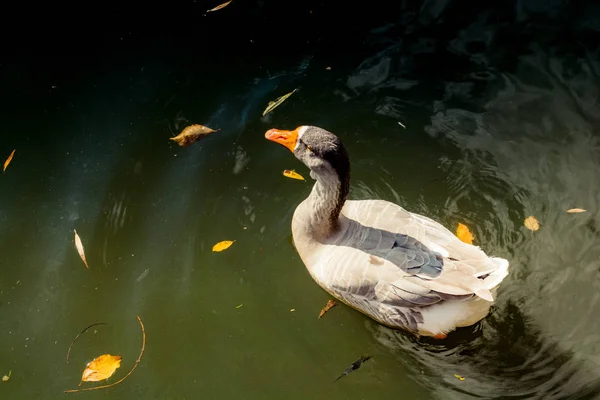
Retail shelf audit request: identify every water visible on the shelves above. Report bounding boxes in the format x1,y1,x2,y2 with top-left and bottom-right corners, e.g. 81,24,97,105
1,1,600,398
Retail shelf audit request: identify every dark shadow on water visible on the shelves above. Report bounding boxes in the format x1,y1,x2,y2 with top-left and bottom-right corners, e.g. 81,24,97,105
369,300,600,400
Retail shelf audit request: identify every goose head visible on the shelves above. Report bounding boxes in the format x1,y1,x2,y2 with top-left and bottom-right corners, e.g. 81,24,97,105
265,125,350,181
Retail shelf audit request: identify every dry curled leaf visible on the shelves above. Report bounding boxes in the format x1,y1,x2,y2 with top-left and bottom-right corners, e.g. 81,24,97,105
456,223,474,244
80,354,122,385
212,240,235,252
567,208,586,213
524,216,540,232
454,374,465,381
283,170,305,181
207,0,232,12
3,149,15,172
318,299,338,319
170,124,219,147
262,89,298,116
74,229,89,269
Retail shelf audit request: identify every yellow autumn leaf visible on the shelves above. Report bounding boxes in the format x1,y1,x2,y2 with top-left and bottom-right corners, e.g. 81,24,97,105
454,374,465,381
64,316,146,394
207,0,232,12
567,208,586,213
524,216,540,231
3,149,15,172
212,240,235,252
262,89,298,116
283,170,305,181
318,299,338,319
455,223,474,244
80,354,122,385
74,229,89,269
170,124,219,147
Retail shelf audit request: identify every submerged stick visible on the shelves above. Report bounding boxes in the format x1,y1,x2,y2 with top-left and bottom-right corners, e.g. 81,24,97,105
64,316,146,393
66,323,108,363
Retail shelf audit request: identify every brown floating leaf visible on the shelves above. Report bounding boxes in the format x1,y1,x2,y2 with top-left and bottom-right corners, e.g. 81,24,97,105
283,170,305,181
212,240,235,252
80,355,122,385
524,216,540,232
3,149,15,172
454,374,465,381
207,0,232,12
567,208,586,213
262,89,298,116
455,223,474,244
318,299,338,319
64,316,146,393
170,124,219,147
74,229,89,269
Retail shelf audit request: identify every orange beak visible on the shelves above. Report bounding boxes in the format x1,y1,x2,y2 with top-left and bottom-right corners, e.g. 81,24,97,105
265,127,299,153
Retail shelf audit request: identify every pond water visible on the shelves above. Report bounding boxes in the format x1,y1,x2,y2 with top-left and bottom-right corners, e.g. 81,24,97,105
1,1,600,399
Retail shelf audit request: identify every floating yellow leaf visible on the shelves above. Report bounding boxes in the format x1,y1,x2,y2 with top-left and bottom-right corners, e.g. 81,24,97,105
170,124,219,147
262,89,298,116
455,223,474,244
74,229,89,269
207,0,232,12
283,170,305,181
236,303,243,308
2,370,11,382
64,316,146,394
524,216,540,232
454,374,465,381
212,240,235,252
567,208,586,213
3,149,15,172
80,354,122,385
318,299,338,319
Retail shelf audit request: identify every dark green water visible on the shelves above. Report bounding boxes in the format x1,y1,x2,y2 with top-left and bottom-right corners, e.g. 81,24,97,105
2,1,600,399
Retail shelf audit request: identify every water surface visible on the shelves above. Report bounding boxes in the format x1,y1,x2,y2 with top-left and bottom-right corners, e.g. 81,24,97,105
1,1,600,399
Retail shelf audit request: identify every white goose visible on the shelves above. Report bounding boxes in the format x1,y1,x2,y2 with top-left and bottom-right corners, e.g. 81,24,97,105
265,125,509,338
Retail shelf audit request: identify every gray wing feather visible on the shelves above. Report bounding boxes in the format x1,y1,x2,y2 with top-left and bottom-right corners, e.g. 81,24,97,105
344,219,443,278
317,199,497,314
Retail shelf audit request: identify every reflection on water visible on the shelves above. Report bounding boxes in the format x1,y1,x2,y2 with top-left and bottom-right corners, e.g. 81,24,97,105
1,1,600,399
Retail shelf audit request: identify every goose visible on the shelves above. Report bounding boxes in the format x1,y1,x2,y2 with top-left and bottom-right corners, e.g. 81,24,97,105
265,125,509,338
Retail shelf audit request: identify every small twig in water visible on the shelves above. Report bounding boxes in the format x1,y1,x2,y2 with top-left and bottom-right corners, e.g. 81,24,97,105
334,355,373,382
66,322,108,363
64,315,146,393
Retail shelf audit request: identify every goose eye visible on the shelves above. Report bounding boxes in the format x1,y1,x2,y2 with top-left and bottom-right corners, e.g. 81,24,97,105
305,144,312,152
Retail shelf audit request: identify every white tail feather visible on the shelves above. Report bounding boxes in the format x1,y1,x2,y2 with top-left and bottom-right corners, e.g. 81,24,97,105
481,257,509,290
474,288,494,302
